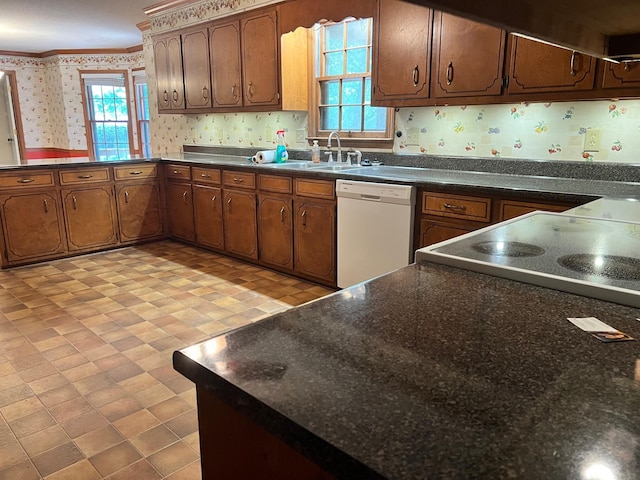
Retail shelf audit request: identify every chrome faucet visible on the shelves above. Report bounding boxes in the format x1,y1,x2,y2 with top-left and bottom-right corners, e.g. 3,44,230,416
327,131,342,163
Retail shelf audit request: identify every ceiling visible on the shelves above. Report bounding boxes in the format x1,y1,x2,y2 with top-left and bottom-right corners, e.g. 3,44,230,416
0,0,152,54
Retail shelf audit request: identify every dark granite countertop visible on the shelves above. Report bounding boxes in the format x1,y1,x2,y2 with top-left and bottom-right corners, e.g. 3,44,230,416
174,262,640,480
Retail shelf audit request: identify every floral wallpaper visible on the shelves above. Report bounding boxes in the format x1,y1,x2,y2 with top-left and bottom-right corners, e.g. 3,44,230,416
0,52,144,151
394,100,640,164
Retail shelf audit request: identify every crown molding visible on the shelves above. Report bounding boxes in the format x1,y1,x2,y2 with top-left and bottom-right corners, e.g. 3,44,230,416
143,0,199,16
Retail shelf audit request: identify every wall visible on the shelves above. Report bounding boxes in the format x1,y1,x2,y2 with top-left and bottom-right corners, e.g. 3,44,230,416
0,52,144,153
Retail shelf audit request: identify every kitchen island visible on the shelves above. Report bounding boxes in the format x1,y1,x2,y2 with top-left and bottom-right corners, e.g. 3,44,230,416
173,260,640,479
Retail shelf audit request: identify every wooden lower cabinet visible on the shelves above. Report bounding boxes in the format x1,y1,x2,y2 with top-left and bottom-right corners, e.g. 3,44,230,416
0,190,67,264
166,182,195,241
193,184,225,250
293,199,335,284
115,182,164,243
62,186,118,252
419,218,477,247
258,193,293,271
223,188,258,259
498,199,572,221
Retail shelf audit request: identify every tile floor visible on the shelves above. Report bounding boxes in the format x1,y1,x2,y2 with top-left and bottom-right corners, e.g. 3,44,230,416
0,241,334,479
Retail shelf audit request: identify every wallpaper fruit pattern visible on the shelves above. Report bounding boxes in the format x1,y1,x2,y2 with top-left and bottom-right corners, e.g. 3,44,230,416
394,100,640,164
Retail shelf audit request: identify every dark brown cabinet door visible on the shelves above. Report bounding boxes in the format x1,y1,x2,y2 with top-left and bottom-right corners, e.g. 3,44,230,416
258,194,293,271
431,12,505,98
154,34,185,110
508,35,596,94
223,189,257,259
166,183,195,241
210,22,243,108
0,191,66,262
62,187,118,251
153,38,171,111
293,199,335,284
116,183,164,242
241,10,280,107
419,219,475,248
602,61,640,88
372,0,432,104
182,27,212,110
194,185,224,250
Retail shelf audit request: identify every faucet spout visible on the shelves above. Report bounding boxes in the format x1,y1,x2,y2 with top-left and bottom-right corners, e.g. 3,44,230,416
327,131,342,163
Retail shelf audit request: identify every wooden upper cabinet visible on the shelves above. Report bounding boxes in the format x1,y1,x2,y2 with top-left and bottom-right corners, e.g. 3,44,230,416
210,22,243,108
182,27,212,110
372,0,432,104
241,9,281,107
153,34,185,111
507,35,596,94
431,12,506,98
602,61,640,89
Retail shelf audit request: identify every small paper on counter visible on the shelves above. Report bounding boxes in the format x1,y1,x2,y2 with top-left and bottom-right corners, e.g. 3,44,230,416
567,317,635,342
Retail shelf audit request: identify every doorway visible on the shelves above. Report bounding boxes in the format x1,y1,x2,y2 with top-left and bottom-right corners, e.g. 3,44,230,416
0,70,26,165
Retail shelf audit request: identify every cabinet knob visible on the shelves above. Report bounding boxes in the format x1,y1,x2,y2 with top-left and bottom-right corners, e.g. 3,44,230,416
162,90,169,102
172,90,179,101
202,86,209,100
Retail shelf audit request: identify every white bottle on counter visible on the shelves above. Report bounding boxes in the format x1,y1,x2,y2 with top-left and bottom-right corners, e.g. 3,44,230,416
311,140,321,163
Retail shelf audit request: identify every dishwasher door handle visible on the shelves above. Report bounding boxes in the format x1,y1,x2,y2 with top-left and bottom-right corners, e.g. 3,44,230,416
360,194,382,201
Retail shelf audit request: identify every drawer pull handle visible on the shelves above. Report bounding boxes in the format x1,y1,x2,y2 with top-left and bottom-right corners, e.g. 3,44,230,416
43,198,49,213
72,196,77,210
202,86,209,100
231,83,238,99
172,89,179,102
233,177,244,183
227,197,232,213
211,195,217,206
162,90,169,102
624,62,631,72
446,62,454,85
182,191,188,203
247,81,254,98
129,171,143,175
201,173,211,178
412,65,419,87
173,170,181,175
77,174,93,179
301,209,306,227
18,178,34,183
280,206,285,223
443,203,466,211
569,51,577,77
124,191,129,204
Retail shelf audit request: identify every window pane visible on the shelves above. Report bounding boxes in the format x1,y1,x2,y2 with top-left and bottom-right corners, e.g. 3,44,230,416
320,80,340,105
325,52,344,76
324,24,344,51
342,79,362,105
364,77,372,103
346,48,368,74
364,105,387,131
93,123,105,143
346,19,369,48
341,106,362,130
320,106,339,130
115,124,129,146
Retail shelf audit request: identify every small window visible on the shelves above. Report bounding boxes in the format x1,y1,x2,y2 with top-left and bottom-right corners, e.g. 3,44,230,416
308,18,393,149
80,71,132,160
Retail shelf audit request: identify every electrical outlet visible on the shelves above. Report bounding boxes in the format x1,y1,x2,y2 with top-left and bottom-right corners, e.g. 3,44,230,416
583,129,602,152
296,128,306,143
406,128,420,146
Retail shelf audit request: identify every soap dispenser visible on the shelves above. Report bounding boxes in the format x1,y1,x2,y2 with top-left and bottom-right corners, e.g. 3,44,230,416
311,140,321,163
275,129,288,163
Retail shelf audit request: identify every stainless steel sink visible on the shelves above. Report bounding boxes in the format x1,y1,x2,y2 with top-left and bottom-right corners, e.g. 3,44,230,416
308,163,362,171
258,161,315,169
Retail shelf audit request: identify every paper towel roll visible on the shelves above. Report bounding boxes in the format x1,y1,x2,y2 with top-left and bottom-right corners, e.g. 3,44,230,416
254,150,276,164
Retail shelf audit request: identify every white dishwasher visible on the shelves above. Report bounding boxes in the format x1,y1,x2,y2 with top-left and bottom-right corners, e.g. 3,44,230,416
336,179,416,288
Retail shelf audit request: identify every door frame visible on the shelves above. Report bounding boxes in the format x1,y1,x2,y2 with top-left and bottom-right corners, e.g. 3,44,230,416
0,70,26,163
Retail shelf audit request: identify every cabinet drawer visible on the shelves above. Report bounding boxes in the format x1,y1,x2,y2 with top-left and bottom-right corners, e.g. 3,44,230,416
223,170,256,189
422,192,491,222
59,167,110,185
114,164,157,181
258,174,292,194
193,167,221,185
165,164,192,181
499,199,569,221
0,170,55,189
294,178,335,200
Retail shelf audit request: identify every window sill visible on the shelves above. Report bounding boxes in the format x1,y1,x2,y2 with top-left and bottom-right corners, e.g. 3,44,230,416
307,136,394,151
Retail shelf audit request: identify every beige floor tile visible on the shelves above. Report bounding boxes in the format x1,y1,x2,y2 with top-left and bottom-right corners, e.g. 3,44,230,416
20,424,70,457
0,459,40,480
112,410,160,439
146,441,199,478
75,425,124,457
31,442,85,478
88,441,142,477
43,459,101,480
